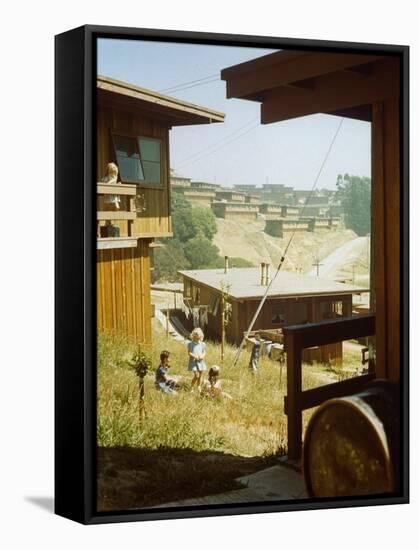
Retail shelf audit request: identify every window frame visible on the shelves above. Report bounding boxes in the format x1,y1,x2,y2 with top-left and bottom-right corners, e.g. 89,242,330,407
111,131,165,190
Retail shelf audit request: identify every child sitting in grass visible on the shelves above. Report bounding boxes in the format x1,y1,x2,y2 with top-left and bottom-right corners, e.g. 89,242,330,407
187,327,207,390
155,351,177,395
200,366,232,400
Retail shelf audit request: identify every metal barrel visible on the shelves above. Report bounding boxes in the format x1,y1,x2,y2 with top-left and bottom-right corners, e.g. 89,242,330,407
303,379,400,498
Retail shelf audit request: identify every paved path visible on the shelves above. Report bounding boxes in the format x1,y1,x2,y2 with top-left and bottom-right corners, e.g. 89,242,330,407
153,463,307,508
308,236,367,279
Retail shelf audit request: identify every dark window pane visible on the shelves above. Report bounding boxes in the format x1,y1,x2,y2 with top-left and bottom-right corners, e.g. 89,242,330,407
114,135,144,181
142,161,161,184
139,138,161,162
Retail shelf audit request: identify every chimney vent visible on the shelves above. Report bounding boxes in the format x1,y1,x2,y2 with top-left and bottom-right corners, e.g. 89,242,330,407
265,263,270,285
224,256,229,273
260,262,266,285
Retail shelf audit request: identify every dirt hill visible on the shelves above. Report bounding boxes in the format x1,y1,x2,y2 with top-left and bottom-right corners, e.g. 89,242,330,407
212,218,361,274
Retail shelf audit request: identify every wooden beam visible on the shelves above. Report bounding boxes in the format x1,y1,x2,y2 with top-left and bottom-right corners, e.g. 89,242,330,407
261,57,400,124
284,373,375,414
224,52,384,100
329,104,372,122
97,211,136,221
97,237,138,250
97,183,137,196
371,99,400,381
283,314,375,350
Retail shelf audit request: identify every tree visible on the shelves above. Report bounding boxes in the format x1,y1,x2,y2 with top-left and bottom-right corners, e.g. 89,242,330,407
171,190,192,212
212,256,255,268
184,236,220,269
172,207,217,243
153,240,190,282
336,174,371,236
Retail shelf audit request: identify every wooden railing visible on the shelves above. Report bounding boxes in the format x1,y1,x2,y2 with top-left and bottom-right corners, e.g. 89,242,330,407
97,182,137,248
283,314,375,460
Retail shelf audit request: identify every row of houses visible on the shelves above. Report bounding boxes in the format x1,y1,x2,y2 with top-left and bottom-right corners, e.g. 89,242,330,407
171,172,343,213
172,177,343,220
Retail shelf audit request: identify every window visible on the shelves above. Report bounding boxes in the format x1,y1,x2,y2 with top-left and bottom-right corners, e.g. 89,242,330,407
271,305,286,325
112,134,162,185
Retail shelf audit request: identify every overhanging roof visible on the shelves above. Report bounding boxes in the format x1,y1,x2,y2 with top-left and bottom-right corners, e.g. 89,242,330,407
179,268,368,301
221,50,400,123
97,76,225,127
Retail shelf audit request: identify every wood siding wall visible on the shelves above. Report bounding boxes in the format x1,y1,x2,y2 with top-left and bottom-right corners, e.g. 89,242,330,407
97,103,172,238
97,240,152,346
185,276,353,355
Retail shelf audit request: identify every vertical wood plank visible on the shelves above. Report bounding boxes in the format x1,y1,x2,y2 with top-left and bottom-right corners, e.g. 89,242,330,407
383,98,400,381
286,332,303,459
372,101,387,378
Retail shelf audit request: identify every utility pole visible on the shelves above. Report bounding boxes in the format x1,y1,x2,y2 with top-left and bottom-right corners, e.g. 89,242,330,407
312,257,323,277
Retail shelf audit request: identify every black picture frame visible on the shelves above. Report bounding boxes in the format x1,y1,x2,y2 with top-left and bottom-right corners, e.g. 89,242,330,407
55,24,409,525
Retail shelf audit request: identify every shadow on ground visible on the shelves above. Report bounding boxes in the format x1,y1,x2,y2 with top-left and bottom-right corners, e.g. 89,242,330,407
97,446,280,512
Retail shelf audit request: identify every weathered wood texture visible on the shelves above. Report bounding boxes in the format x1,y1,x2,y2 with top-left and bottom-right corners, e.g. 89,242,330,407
372,99,400,381
97,240,152,345
283,314,376,459
97,104,172,238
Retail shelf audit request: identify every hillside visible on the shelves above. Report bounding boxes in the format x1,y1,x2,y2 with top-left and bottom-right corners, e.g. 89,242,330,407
212,218,361,274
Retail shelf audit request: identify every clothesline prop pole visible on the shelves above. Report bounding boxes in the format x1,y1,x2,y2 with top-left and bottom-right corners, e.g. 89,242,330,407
166,301,170,338
231,117,345,369
220,281,231,365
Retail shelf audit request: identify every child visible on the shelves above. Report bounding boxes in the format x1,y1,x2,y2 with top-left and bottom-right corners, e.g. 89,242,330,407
187,327,206,390
155,351,177,394
101,162,121,210
249,332,261,374
201,366,232,400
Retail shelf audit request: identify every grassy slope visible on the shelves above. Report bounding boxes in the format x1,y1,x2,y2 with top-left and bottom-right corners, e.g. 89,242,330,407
212,218,362,274
97,323,363,509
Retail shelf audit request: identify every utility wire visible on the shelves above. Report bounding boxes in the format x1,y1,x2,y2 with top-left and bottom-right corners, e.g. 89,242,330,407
176,116,259,167
159,74,219,93
177,121,260,170
231,117,345,368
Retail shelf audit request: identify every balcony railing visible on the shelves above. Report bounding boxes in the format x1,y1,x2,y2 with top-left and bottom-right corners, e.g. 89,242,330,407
97,182,137,249
283,314,376,460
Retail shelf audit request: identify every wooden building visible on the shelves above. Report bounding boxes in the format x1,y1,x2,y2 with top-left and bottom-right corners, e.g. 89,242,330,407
211,202,259,220
173,187,216,206
215,189,247,203
180,266,365,356
96,76,224,345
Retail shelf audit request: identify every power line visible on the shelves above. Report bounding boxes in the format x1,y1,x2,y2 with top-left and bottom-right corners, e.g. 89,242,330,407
231,117,345,368
159,74,219,93
176,116,259,167
176,121,260,170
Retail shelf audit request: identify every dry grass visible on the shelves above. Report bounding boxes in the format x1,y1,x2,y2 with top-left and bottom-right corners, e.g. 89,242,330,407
97,324,365,509
97,321,354,457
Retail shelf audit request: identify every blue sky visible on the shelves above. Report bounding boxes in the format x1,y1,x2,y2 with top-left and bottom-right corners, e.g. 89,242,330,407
97,38,371,190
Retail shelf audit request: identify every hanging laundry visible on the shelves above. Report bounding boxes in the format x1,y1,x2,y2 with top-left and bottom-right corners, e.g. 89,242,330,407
192,307,200,328
199,306,208,326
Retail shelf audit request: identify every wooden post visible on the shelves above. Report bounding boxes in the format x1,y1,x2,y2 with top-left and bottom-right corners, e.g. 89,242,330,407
138,373,146,423
221,292,225,365
286,331,303,460
166,301,170,338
